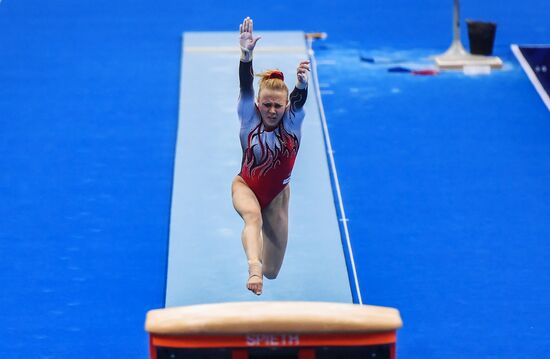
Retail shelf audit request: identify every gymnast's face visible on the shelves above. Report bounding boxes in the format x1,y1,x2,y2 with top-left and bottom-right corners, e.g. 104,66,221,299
257,88,288,130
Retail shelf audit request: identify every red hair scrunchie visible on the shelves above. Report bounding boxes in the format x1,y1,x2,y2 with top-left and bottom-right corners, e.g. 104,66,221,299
268,71,284,81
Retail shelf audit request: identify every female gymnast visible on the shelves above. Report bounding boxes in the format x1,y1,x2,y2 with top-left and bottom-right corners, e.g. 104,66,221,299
232,17,310,295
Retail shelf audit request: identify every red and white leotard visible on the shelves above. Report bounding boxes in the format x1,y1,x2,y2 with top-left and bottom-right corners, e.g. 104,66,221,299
237,60,308,209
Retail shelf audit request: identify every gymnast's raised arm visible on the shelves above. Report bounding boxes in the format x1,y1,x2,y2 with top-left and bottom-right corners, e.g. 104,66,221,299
238,17,261,121
289,60,310,112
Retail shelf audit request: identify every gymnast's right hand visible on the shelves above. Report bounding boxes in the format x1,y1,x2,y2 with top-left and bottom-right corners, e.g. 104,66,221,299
239,17,261,55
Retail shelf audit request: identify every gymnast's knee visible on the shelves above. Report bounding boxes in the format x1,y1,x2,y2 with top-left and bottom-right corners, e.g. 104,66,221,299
262,266,280,280
243,211,262,227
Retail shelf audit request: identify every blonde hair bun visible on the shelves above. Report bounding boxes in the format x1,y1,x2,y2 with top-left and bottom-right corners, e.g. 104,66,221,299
256,69,289,97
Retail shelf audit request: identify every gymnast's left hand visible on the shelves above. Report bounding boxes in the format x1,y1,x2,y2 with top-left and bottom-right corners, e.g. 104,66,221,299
296,60,310,89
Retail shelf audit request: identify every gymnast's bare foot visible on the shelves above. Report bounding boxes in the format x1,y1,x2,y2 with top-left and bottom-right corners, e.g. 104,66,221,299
247,261,263,295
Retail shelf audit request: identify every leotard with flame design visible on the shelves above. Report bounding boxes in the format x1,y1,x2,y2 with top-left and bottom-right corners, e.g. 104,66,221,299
237,60,307,209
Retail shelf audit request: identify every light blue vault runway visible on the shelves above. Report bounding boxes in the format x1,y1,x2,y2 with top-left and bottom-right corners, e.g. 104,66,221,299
165,31,353,306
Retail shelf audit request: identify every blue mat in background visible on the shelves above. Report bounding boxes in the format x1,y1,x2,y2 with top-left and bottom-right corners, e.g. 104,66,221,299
1,0,550,358
512,45,550,110
313,43,550,358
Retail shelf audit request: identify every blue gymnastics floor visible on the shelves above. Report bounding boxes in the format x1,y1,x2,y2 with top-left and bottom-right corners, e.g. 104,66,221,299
313,44,550,357
1,0,549,358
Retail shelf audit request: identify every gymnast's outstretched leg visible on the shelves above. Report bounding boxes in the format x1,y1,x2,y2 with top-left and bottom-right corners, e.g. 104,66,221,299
232,175,263,295
261,185,290,279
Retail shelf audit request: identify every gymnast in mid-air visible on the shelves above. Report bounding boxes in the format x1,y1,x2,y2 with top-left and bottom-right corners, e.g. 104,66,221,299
232,17,310,295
